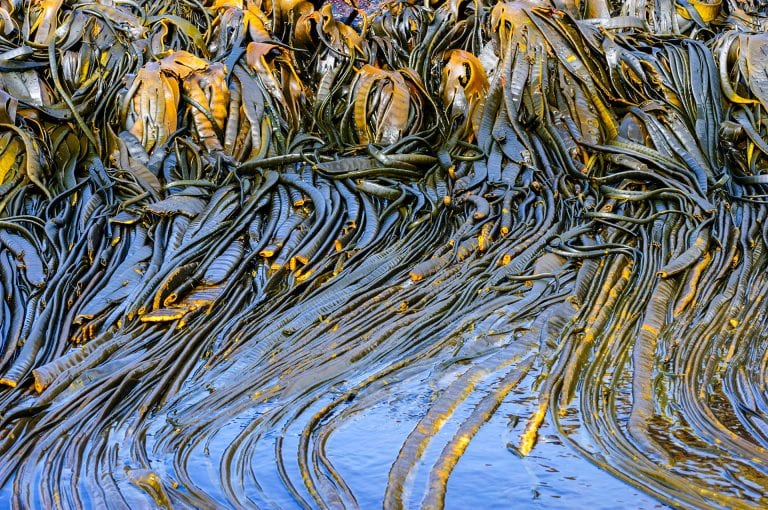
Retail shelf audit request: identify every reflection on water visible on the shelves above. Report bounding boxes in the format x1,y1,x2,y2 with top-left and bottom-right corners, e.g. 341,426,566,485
329,394,666,509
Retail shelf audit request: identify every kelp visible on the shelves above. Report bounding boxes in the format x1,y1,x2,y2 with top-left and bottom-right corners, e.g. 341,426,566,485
0,0,766,508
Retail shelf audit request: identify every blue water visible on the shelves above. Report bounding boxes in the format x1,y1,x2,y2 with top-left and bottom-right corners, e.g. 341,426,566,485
326,394,666,509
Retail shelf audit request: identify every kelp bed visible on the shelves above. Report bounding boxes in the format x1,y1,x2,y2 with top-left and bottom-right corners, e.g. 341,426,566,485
3,0,768,507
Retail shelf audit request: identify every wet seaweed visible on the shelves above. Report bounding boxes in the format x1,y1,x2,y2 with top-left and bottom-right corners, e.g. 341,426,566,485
0,0,766,508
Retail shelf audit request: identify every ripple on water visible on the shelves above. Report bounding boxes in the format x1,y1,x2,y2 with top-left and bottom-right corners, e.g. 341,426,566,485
325,388,667,508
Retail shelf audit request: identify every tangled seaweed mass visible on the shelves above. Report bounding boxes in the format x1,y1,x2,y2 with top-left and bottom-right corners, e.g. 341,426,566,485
3,0,768,507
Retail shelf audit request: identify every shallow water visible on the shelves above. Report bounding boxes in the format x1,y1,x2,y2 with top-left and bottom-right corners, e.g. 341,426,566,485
327,393,666,509
0,403,664,509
